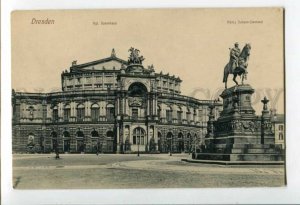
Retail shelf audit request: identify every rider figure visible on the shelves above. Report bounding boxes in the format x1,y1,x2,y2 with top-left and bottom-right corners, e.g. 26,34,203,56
229,42,241,73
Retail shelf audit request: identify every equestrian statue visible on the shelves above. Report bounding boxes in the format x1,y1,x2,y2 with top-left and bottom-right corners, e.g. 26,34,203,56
223,42,251,89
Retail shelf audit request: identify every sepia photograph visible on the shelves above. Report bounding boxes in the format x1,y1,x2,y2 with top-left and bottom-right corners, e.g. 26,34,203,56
10,8,285,190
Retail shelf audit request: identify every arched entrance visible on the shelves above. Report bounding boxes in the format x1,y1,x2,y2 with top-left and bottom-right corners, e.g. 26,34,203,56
132,127,146,152
91,129,100,153
178,132,184,153
76,129,85,153
106,130,114,153
133,127,145,145
63,130,70,152
166,132,173,153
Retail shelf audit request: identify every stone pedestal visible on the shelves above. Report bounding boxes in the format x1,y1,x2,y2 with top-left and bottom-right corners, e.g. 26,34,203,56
196,84,283,162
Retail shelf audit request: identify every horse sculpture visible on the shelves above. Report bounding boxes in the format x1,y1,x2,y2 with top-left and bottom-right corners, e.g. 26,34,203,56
223,43,251,89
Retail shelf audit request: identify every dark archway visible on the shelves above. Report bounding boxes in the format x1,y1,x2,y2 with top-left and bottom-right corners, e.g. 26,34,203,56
128,82,148,97
91,129,99,138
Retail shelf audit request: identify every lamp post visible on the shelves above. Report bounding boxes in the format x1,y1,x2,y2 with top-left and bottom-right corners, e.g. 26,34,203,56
169,134,172,156
137,138,140,157
188,136,191,155
55,118,60,159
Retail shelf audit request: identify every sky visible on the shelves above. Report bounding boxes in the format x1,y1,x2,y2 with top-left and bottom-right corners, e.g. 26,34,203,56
11,8,284,113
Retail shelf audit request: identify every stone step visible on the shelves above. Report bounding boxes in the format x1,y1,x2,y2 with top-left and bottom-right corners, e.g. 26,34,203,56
196,153,230,161
231,148,276,154
230,154,284,161
232,144,274,149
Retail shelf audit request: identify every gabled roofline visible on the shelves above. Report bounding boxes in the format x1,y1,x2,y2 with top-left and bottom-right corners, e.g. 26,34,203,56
71,56,127,69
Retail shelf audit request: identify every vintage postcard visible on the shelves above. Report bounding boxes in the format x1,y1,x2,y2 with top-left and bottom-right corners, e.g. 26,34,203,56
11,8,285,189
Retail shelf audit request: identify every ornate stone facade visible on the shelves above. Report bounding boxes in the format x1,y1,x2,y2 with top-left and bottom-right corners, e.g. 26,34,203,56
12,49,222,154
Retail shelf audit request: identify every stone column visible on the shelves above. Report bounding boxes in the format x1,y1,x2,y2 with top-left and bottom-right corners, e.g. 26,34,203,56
116,123,120,153
125,93,129,116
147,94,150,117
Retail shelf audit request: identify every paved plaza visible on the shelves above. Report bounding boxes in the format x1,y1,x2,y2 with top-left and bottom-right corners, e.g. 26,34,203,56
13,153,285,189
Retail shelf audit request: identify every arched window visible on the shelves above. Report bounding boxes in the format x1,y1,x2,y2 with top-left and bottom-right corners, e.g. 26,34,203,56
133,127,145,145
77,104,85,122
91,103,100,122
91,129,99,138
76,129,84,138
63,130,70,138
64,104,71,121
106,104,115,121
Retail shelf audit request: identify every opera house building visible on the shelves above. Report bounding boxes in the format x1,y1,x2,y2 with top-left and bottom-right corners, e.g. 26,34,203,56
12,48,222,154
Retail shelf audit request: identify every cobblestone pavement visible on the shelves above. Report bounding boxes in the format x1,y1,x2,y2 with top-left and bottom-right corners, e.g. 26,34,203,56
13,153,285,189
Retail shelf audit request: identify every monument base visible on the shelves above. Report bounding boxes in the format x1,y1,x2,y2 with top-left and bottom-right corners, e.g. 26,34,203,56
191,84,284,164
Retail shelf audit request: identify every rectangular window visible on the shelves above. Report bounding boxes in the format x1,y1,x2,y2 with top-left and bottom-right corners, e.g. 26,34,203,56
186,112,191,122
177,111,182,123
141,136,144,145
166,110,172,122
64,109,70,121
53,109,58,121
279,133,284,140
132,108,138,119
279,125,284,131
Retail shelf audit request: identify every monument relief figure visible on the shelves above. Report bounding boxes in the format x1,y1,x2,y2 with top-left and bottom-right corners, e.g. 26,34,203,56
223,43,251,88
